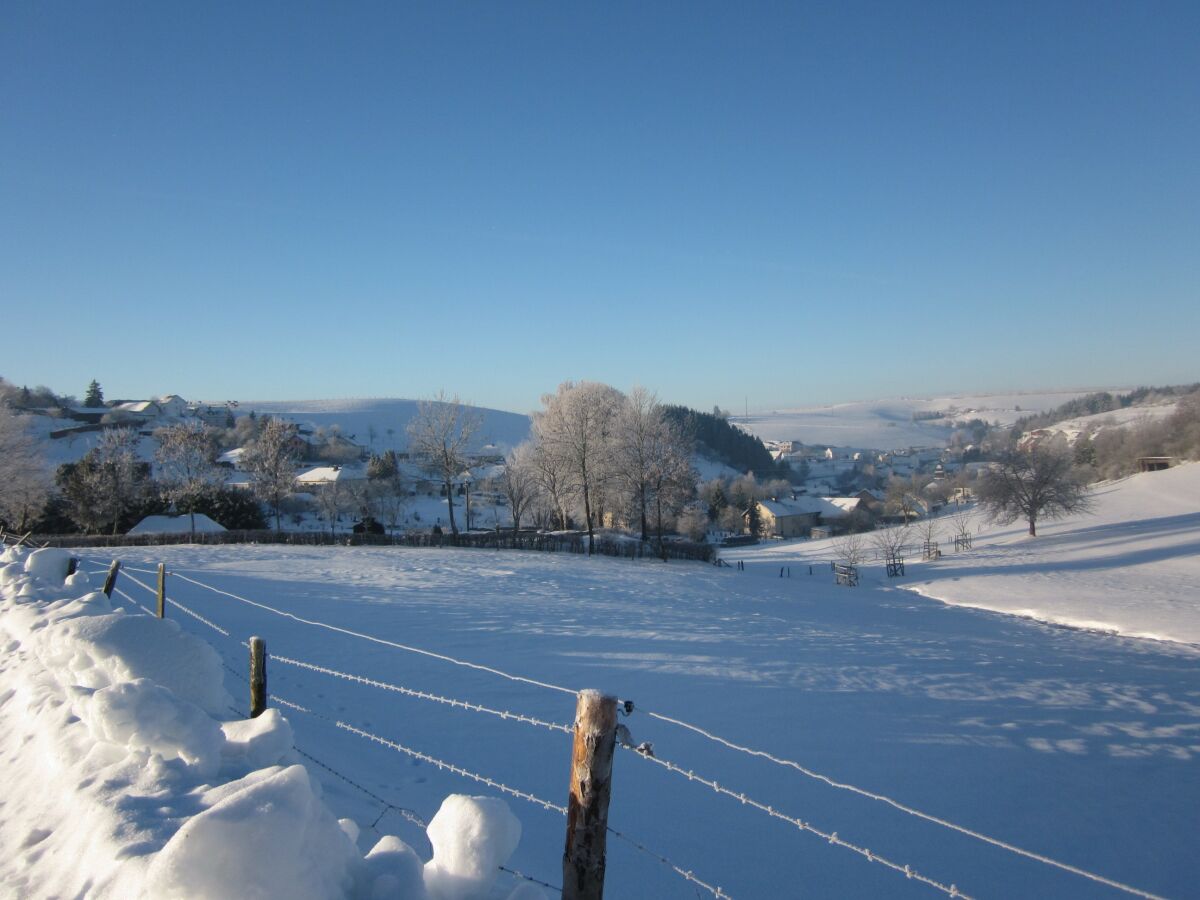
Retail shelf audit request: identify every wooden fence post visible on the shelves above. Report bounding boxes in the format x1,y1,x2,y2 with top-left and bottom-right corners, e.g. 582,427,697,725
249,637,267,718
563,690,618,900
156,563,166,618
102,560,121,598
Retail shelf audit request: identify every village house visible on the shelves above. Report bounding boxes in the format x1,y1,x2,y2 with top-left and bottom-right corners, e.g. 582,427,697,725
746,494,869,539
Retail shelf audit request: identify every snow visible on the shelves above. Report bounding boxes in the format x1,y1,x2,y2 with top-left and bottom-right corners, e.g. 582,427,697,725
129,514,228,535
239,398,532,456
734,389,1120,449
2,463,1198,897
901,463,1200,644
1027,402,1179,446
737,462,1200,646
425,796,522,900
0,544,534,900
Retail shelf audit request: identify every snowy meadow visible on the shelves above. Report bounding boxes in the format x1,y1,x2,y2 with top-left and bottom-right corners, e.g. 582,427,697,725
4,459,1196,900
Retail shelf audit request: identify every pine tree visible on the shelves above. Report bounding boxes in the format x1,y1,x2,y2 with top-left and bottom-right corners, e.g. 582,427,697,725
84,380,104,408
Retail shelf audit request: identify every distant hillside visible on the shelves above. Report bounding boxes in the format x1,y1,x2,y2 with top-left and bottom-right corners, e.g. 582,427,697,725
1010,384,1200,438
662,406,786,477
238,398,531,456
733,390,1117,450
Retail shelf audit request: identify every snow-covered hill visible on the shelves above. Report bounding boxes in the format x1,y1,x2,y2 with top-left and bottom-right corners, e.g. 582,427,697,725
239,398,533,456
1024,401,1179,447
733,389,1119,449
739,462,1200,646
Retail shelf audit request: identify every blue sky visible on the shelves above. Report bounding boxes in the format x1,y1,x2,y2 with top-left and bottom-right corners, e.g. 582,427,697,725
2,2,1197,414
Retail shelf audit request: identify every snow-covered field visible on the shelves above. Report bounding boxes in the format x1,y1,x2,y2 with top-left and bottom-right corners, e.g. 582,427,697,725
734,390,1118,449
741,462,1200,646
4,458,1197,899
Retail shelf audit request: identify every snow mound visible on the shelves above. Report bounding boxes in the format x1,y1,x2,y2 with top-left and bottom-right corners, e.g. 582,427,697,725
24,547,75,582
145,764,359,900
424,795,523,900
0,555,531,898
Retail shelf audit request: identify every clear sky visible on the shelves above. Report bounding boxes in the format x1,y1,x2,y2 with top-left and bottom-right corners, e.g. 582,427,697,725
3,2,1197,414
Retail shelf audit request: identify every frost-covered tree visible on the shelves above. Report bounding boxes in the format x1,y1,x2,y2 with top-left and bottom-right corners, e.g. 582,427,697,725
644,416,697,557
612,386,666,541
406,392,482,537
0,407,53,533
365,450,405,533
243,417,300,532
155,421,222,538
500,443,538,533
529,440,577,531
315,480,350,537
532,381,623,553
976,447,1092,537
675,504,709,542
61,428,150,535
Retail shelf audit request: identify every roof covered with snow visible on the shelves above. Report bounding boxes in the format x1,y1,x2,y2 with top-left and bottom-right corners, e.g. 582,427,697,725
128,514,227,534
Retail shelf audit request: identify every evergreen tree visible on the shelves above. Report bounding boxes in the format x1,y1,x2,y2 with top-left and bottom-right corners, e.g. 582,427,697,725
84,380,104,408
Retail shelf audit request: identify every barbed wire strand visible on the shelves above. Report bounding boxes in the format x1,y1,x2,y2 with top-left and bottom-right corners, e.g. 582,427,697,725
606,825,732,899
103,556,1157,899
335,719,569,815
642,711,1163,900
623,745,971,899
270,653,573,734
111,586,155,617
498,865,561,893
286,740,558,893
114,566,581,696
116,567,234,638
328,713,738,899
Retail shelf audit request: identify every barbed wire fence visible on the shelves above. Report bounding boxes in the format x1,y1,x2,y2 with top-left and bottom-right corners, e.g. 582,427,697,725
4,538,1169,900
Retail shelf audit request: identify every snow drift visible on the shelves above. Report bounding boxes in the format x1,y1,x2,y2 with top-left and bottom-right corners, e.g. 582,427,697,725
0,545,540,899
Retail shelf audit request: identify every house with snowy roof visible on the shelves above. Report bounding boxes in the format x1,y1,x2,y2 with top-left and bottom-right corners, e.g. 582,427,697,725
746,495,869,538
294,464,368,489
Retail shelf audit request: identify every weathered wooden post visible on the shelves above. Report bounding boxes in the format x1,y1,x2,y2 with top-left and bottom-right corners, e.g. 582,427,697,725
249,637,267,718
66,557,78,577
102,560,121,598
156,563,166,618
563,690,618,900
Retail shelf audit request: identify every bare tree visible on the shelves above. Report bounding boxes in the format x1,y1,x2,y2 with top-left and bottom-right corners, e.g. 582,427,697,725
315,479,349,537
406,392,482,537
155,421,222,538
884,476,922,523
0,407,53,533
976,447,1093,537
501,442,538,532
832,531,866,566
244,417,300,532
532,381,623,553
871,524,909,562
917,516,940,557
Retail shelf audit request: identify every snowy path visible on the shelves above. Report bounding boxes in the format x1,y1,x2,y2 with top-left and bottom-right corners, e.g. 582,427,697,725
69,542,1199,899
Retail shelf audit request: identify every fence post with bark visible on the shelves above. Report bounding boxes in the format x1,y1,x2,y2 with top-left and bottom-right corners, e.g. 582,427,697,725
563,690,618,900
